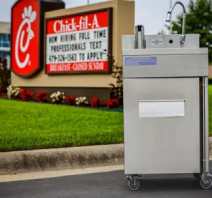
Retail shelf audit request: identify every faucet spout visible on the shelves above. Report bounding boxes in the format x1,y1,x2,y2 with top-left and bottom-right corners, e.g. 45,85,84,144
166,11,172,23
166,1,187,37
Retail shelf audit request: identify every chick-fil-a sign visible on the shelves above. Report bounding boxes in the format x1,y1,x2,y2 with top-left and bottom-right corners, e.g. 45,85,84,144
46,9,112,74
11,0,41,77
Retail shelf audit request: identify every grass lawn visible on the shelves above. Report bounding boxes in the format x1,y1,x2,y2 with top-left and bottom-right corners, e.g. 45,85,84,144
0,99,123,151
0,85,211,151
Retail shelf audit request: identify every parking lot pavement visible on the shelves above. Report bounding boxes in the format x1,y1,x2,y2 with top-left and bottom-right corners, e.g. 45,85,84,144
0,162,211,198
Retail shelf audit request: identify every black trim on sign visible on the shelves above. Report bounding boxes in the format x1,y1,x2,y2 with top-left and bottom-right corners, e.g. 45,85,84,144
45,8,113,75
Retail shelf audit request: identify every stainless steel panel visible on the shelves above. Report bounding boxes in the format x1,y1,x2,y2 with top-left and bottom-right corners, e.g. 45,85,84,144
123,50,208,78
124,78,200,174
122,34,200,50
123,48,208,55
145,35,181,48
145,34,200,48
203,77,209,172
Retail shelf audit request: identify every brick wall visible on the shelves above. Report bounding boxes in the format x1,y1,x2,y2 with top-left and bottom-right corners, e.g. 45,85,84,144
209,66,212,78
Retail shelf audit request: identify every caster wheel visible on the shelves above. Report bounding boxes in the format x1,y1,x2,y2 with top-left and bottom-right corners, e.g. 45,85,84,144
193,173,201,180
127,176,141,191
200,176,212,190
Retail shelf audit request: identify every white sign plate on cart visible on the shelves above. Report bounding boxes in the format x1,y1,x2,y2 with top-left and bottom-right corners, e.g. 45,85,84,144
139,100,185,118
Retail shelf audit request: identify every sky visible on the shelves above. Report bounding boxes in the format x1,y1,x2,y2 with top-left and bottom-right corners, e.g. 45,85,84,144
0,0,190,34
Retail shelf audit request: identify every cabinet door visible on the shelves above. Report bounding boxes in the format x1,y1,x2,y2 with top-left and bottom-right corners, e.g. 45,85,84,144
124,78,200,174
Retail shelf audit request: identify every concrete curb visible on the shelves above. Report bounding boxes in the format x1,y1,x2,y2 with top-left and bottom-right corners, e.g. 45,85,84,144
209,137,212,157
0,144,123,175
0,140,211,175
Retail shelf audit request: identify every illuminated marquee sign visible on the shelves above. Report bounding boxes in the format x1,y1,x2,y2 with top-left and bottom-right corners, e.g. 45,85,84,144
46,9,112,74
11,0,41,78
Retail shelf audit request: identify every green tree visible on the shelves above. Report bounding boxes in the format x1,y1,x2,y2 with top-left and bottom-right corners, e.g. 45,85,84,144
171,0,212,63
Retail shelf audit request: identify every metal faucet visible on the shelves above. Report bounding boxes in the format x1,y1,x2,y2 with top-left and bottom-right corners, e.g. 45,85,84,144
166,1,187,45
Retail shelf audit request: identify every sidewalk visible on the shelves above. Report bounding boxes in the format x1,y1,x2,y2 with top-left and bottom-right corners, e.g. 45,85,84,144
0,165,124,183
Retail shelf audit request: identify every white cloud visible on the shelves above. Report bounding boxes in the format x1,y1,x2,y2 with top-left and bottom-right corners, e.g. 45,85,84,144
0,0,191,34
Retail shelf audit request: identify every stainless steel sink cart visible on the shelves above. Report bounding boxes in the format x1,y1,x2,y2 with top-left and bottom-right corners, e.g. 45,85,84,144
122,1,212,191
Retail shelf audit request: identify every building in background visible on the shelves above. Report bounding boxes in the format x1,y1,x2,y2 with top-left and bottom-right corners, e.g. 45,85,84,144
0,21,10,69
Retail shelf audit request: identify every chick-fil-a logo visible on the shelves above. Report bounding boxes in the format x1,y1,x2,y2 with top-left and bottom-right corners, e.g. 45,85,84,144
15,6,36,69
11,0,41,77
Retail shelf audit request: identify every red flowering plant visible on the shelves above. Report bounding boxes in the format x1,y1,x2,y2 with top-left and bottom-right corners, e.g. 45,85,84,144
0,87,3,96
19,88,33,101
99,99,107,107
34,91,48,103
64,96,76,105
90,96,100,108
106,98,120,108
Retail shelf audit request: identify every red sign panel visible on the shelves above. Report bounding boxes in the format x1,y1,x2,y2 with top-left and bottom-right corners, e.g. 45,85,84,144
11,0,41,77
46,9,112,74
